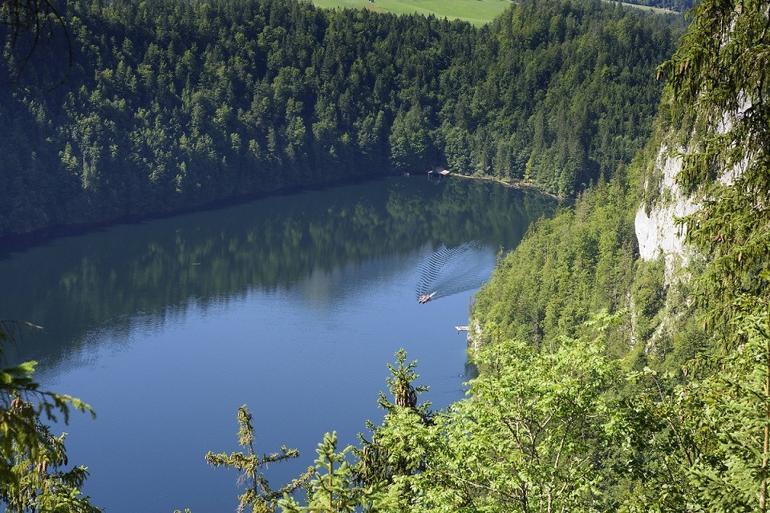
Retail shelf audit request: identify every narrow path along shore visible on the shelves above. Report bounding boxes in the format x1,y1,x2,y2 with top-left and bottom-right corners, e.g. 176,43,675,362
444,172,564,201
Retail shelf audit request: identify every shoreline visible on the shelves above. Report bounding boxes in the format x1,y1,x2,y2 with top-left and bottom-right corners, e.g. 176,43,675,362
445,172,564,201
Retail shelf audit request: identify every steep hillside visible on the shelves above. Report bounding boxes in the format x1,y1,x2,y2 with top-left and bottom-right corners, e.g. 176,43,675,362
0,0,681,238
467,0,769,509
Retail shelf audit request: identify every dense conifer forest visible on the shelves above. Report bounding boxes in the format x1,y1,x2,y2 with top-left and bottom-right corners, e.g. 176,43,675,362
0,0,681,238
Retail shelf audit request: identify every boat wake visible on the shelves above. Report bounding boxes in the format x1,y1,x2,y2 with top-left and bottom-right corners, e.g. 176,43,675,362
416,242,491,302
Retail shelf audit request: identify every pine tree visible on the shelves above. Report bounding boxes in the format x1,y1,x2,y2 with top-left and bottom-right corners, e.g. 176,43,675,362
280,432,360,513
206,405,312,513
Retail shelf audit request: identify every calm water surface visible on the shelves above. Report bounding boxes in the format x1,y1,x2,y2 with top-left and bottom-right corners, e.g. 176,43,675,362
0,176,553,512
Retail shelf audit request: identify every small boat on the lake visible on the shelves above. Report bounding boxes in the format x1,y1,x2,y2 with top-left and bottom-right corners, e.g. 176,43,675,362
418,292,436,304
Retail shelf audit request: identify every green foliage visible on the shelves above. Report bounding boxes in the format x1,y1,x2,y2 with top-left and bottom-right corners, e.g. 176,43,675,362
687,304,770,511
282,317,636,513
472,174,639,350
646,1,770,508
0,0,681,237
631,259,666,342
280,432,361,513
409,323,621,513
8,1,767,512
205,405,312,513
388,105,431,172
377,349,429,416
0,321,98,513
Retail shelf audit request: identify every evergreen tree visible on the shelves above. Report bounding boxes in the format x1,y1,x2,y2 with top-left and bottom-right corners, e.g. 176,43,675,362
205,405,312,513
280,432,360,513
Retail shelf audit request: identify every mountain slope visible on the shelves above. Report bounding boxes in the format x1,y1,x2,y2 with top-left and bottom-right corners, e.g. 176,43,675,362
0,0,681,238
464,0,769,510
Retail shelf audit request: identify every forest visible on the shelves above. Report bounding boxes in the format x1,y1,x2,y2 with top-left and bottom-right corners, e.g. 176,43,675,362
0,0,681,238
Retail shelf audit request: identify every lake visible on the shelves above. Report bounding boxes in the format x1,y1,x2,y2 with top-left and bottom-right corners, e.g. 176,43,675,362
0,176,553,512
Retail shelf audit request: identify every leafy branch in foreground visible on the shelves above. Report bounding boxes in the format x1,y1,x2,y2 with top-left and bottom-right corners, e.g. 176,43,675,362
205,405,312,513
0,320,98,513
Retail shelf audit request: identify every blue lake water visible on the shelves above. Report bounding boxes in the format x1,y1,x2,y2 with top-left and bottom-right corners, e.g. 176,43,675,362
0,176,553,512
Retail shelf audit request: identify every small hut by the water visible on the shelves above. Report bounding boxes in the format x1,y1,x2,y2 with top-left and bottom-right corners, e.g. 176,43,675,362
428,167,450,177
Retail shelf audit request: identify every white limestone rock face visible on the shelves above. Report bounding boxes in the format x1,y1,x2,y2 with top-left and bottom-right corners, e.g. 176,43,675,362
634,147,698,283
635,96,750,284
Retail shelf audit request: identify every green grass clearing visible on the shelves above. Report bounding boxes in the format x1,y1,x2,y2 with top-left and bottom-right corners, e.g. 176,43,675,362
610,1,678,14
309,0,679,25
309,0,513,26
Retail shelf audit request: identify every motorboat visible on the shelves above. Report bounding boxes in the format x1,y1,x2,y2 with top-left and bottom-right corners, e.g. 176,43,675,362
418,292,436,304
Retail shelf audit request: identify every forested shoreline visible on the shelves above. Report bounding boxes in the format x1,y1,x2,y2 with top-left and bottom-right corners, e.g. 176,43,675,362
0,0,681,238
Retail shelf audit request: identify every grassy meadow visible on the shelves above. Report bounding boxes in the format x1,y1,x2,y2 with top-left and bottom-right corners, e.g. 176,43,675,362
309,0,513,25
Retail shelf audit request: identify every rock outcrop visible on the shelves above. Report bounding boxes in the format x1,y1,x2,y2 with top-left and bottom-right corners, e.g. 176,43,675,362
634,146,698,284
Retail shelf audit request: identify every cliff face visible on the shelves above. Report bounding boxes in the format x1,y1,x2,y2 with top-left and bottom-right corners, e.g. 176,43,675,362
634,96,751,285
634,146,698,283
